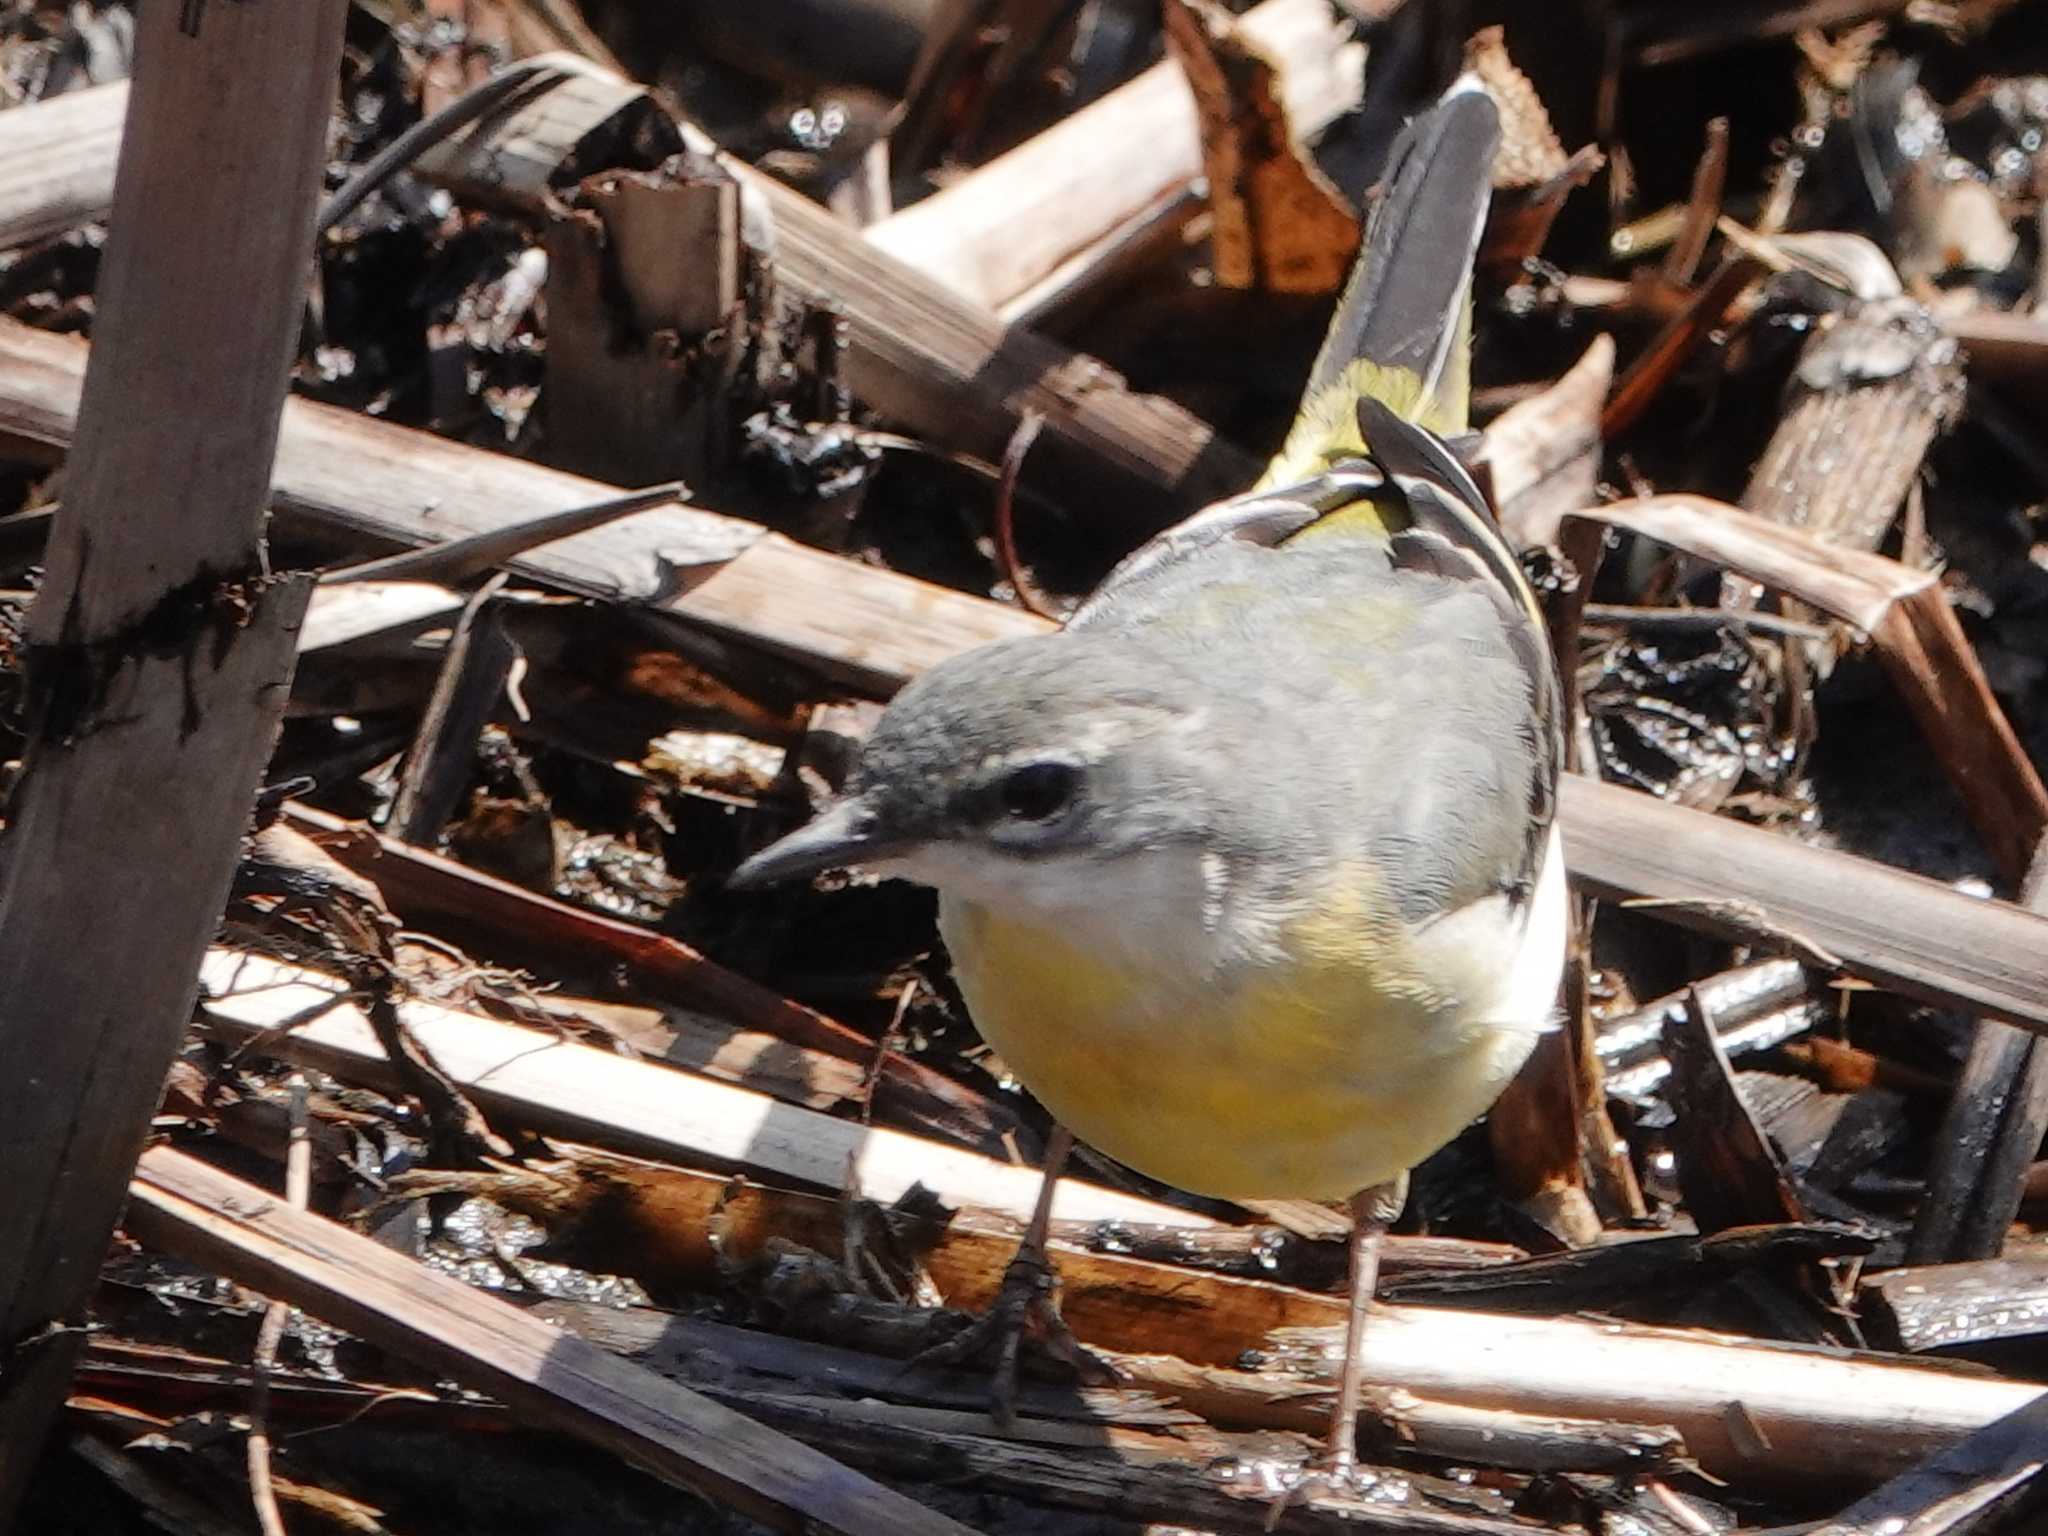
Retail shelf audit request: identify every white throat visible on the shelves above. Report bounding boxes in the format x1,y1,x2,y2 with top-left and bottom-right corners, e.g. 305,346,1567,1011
888,839,1291,980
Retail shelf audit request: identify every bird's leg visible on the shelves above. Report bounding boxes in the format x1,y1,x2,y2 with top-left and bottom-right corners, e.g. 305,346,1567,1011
1264,1174,1409,1529
994,1124,1082,1416
909,1124,1115,1427
1323,1174,1408,1477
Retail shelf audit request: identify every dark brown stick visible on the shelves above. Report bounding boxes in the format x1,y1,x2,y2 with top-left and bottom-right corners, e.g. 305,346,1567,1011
389,578,516,846
1561,773,2048,1033
1909,844,2048,1264
1601,256,1765,439
1662,990,1808,1233
127,1148,984,1536
280,801,1023,1153
1804,1393,2048,1536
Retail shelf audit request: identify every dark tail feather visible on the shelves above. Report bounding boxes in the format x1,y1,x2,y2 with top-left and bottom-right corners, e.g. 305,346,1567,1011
1302,77,1499,428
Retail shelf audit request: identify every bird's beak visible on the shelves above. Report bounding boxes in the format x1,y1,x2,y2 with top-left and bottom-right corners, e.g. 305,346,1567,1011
727,794,914,889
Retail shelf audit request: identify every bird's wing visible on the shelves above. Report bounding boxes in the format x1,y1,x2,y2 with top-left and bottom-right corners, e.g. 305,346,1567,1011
1071,77,1556,923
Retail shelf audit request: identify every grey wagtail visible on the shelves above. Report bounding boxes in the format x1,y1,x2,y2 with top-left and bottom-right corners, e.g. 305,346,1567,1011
734,77,1565,1478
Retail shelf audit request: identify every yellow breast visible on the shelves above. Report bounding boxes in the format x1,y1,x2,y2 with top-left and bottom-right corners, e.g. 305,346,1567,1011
940,888,1536,1201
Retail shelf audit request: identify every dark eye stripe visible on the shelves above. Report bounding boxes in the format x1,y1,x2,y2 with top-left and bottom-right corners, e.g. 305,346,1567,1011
1000,761,1080,822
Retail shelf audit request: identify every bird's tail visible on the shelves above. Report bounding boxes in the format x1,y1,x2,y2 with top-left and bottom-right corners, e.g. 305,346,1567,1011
1258,77,1500,491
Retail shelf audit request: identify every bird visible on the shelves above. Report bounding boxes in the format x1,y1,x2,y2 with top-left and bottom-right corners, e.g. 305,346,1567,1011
731,75,1565,1482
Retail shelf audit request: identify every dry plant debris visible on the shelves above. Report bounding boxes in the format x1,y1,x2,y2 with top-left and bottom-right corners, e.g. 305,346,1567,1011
5,0,2048,1533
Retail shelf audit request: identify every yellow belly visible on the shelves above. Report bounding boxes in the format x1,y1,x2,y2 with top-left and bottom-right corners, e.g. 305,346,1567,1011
941,896,1535,1201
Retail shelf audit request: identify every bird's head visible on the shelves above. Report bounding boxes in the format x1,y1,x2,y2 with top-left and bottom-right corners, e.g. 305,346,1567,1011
729,635,1215,911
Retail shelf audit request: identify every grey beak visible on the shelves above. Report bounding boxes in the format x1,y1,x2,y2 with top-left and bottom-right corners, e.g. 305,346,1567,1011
728,795,911,889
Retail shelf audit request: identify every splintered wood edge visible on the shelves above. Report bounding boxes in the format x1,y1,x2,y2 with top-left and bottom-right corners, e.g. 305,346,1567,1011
126,1147,983,1536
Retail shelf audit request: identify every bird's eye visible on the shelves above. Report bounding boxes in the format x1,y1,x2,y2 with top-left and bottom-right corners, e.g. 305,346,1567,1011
999,761,1080,822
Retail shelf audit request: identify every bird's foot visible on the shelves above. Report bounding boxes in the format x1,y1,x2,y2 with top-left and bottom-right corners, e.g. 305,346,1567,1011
1261,1444,1362,1531
909,1243,1118,1429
